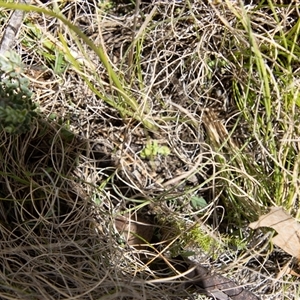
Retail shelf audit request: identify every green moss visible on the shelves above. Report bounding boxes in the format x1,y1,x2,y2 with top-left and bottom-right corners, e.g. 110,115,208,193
188,226,217,253
158,215,224,258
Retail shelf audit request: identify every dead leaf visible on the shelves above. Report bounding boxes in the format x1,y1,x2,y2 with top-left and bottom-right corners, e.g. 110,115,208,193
249,207,300,259
187,260,260,300
115,214,154,249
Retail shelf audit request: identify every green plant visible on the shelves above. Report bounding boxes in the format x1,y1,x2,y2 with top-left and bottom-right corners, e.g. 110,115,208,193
24,21,67,75
0,50,37,134
190,195,208,210
140,140,170,159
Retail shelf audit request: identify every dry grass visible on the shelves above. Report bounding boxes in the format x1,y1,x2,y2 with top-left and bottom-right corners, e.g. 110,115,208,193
0,0,300,299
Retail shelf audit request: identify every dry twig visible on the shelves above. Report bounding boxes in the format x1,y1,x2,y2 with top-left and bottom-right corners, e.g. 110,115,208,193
0,0,28,54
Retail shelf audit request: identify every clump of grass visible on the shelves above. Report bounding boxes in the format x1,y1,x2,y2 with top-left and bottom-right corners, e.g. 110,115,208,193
226,0,300,213
0,1,157,130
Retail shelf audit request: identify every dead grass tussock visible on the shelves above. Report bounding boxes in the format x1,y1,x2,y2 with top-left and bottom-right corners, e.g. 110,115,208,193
0,120,195,299
1,0,300,299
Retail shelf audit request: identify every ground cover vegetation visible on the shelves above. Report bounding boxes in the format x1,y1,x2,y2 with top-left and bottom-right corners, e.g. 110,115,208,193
0,0,300,299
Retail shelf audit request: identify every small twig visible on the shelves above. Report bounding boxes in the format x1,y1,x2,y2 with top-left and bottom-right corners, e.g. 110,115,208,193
0,0,28,54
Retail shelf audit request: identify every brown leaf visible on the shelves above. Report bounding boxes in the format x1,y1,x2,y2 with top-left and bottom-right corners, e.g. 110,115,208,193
183,258,260,300
115,214,154,249
249,207,300,259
